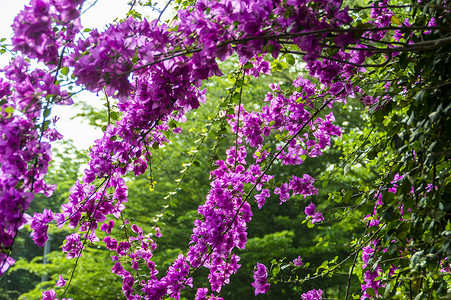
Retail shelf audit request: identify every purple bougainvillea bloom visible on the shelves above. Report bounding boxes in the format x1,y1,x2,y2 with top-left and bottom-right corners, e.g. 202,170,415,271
251,263,270,295
274,182,290,204
195,287,209,300
56,275,66,287
254,189,270,209
116,241,130,256
154,227,163,238
311,212,324,224
0,255,15,275
289,174,318,198
42,289,58,300
301,288,323,300
305,202,316,216
304,202,324,223
100,220,115,234
62,233,83,259
362,244,375,269
293,256,303,266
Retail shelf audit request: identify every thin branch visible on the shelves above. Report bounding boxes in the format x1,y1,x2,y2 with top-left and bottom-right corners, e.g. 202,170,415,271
348,4,451,12
104,88,111,126
61,176,112,298
359,36,407,46
128,0,138,12
106,26,451,84
423,81,451,90
157,0,174,24
345,223,369,300
345,250,359,300
234,70,245,172
282,224,386,284
80,0,100,16
221,26,451,46
281,50,393,68
328,37,451,53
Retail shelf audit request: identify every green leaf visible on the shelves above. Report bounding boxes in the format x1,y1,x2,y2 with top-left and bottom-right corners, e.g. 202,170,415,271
243,62,253,69
232,92,241,102
366,288,376,297
343,164,350,175
164,210,174,217
60,67,69,76
4,106,14,114
266,44,275,53
42,120,51,131
391,133,403,150
343,190,353,203
43,108,51,118
110,111,119,121
272,265,280,276
285,54,295,65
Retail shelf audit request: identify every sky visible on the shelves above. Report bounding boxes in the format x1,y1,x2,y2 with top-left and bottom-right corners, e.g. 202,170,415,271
0,0,157,150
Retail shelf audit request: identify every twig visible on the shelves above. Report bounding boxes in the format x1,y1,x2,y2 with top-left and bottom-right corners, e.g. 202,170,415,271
281,50,393,68
157,0,174,24
81,0,100,16
104,88,111,126
345,223,369,300
345,250,359,300
234,70,245,172
128,0,138,12
61,176,112,298
347,4,451,12
282,223,386,284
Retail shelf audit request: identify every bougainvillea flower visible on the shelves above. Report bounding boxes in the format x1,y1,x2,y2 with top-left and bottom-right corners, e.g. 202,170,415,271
301,288,323,300
251,263,270,295
293,256,304,266
304,202,324,223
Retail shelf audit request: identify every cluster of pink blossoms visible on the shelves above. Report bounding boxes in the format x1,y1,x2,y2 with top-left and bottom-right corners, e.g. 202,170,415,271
301,289,323,300
0,58,71,273
0,0,86,274
251,263,270,295
11,0,83,64
0,0,422,298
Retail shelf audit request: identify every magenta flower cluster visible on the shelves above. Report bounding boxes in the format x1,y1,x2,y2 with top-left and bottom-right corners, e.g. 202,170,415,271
301,288,323,300
251,263,270,296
